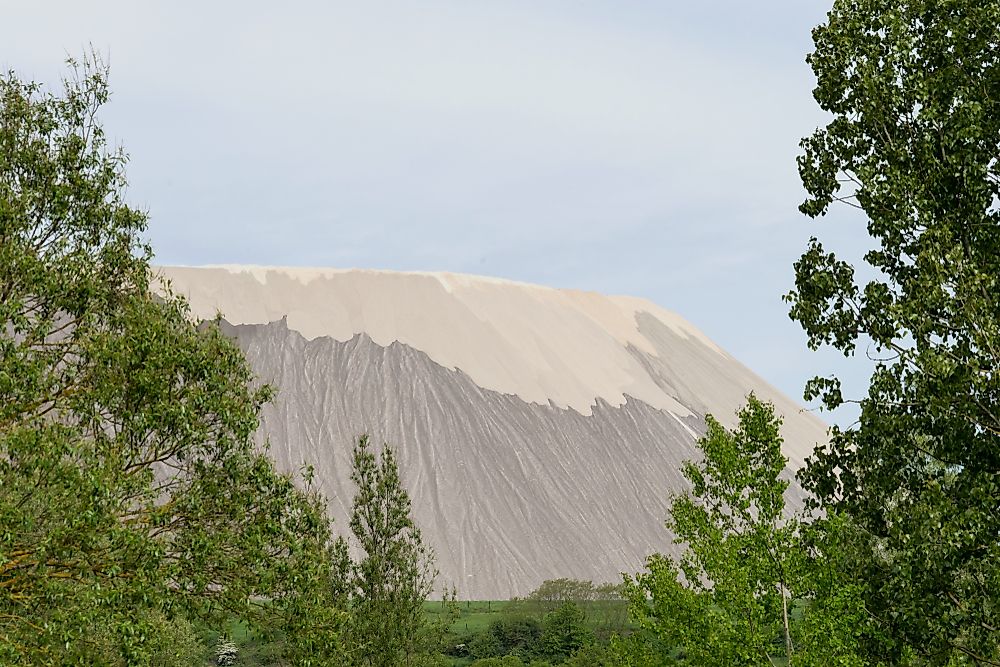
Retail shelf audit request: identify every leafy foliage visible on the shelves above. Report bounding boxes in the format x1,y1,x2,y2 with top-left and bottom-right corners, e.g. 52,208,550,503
469,615,543,661
791,514,892,666
789,0,1000,661
510,579,626,642
0,57,345,664
344,435,448,667
89,611,209,666
622,397,880,665
469,657,536,667
520,579,621,612
623,397,798,665
461,594,619,666
537,603,596,663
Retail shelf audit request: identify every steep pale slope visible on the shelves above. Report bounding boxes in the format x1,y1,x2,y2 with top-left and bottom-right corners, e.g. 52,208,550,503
159,265,826,598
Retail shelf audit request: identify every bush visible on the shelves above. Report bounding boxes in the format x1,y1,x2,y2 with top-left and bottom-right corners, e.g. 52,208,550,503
469,615,543,660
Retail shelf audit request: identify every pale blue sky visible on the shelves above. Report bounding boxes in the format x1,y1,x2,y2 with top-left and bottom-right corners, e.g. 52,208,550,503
3,1,873,426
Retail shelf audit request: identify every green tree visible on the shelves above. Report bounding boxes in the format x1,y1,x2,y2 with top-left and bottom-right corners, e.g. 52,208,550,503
563,642,613,667
514,579,626,641
608,630,674,667
90,611,209,666
470,657,529,667
792,514,892,667
536,602,595,663
469,615,543,661
789,0,1000,661
623,397,880,666
524,579,597,613
345,435,442,667
623,396,799,666
0,57,345,664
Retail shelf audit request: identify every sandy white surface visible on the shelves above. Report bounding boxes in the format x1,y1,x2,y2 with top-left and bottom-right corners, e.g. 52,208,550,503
157,264,826,467
160,266,717,413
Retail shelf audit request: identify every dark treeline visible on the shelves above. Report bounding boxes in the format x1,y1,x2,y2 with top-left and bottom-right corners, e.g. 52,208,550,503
3,0,999,664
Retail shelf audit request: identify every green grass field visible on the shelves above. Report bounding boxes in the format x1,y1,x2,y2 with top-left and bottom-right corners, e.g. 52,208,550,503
424,599,514,637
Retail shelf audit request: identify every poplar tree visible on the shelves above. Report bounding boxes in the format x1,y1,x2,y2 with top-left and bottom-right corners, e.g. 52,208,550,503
790,0,1000,661
345,435,443,667
623,396,800,666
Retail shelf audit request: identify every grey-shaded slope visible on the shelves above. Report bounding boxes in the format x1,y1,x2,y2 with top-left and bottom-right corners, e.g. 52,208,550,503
160,265,828,600
221,319,711,599
628,311,822,471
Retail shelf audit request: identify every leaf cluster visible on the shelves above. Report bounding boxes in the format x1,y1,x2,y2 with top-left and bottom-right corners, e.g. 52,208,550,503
622,398,880,666
0,57,346,665
789,0,1000,661
342,435,448,667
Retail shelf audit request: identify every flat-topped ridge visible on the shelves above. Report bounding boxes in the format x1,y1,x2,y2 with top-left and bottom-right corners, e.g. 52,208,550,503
184,263,555,294
155,264,825,466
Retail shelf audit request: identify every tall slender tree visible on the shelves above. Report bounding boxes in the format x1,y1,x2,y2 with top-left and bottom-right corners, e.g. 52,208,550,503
345,435,443,667
789,0,1000,661
623,396,800,666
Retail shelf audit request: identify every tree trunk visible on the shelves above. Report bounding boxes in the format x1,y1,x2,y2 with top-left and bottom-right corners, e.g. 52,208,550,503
781,585,794,663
